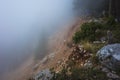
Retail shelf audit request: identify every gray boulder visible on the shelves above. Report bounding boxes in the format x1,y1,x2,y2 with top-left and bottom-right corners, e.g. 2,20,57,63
34,69,53,80
97,44,120,70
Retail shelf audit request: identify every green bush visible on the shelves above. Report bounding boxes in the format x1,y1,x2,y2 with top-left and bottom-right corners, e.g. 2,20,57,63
81,41,104,53
92,44,105,53
50,67,108,80
116,68,120,76
106,16,116,26
73,17,120,44
81,41,93,52
112,23,120,43
73,22,104,44
73,31,83,44
90,55,100,66
70,67,107,80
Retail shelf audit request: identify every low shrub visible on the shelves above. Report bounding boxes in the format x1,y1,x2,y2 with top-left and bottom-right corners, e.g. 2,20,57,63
71,67,107,80
81,41,104,53
50,66,69,80
50,66,108,80
73,16,120,44
81,41,93,52
73,22,105,44
90,54,100,66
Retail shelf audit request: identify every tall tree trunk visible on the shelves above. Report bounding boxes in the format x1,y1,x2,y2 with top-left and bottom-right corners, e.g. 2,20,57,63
109,0,112,17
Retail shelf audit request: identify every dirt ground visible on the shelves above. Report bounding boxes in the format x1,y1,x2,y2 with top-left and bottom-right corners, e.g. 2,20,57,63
32,18,85,75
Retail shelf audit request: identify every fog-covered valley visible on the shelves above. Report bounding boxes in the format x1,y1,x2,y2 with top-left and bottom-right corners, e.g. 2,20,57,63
0,0,74,79
0,0,110,80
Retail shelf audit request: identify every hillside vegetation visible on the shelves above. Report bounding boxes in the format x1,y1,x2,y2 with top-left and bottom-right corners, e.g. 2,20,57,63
49,17,120,80
73,16,120,44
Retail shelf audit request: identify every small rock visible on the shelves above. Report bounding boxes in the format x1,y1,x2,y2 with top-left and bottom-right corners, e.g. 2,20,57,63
41,57,48,64
112,71,116,74
101,67,109,73
107,72,120,79
57,60,61,65
93,41,101,44
48,53,55,59
84,61,92,68
33,64,39,70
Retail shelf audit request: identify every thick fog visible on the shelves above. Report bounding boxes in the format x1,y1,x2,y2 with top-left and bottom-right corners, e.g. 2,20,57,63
0,0,108,79
0,0,74,76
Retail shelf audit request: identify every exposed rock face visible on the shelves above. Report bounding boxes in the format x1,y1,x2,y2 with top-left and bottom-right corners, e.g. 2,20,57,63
33,69,53,80
97,44,120,70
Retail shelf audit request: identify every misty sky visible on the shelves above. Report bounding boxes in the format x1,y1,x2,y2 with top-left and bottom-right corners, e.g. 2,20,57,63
0,0,74,76
0,0,74,49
